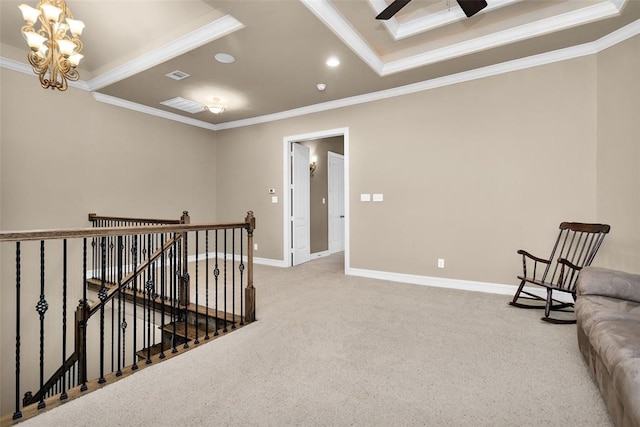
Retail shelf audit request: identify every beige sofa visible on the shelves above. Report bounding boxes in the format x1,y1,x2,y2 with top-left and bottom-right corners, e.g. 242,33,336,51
575,266,640,427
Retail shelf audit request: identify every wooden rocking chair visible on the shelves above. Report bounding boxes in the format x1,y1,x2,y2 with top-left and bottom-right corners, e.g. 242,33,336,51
509,222,610,323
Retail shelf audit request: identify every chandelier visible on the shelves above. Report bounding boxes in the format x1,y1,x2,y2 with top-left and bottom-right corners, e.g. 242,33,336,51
18,1,85,91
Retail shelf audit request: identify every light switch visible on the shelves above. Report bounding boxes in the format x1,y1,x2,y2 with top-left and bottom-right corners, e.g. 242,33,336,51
322,198,326,204
360,193,371,202
271,196,278,204
373,193,384,202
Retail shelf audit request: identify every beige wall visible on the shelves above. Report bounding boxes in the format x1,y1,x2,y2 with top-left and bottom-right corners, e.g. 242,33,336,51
596,35,640,273
2,33,639,416
0,68,217,414
0,71,218,230
217,55,600,285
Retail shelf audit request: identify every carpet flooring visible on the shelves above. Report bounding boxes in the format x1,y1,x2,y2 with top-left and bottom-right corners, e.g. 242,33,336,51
21,253,611,426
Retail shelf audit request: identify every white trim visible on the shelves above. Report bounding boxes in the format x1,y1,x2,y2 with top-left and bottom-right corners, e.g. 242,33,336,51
2,19,639,132
300,0,384,74
215,41,598,130
283,128,350,271
186,251,287,268
371,0,521,41
305,0,627,76
346,267,575,304
381,2,625,76
0,57,90,91
87,15,244,91
92,92,218,131
311,250,332,259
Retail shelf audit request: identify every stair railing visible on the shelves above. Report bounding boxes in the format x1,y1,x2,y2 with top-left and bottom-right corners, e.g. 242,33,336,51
0,211,255,423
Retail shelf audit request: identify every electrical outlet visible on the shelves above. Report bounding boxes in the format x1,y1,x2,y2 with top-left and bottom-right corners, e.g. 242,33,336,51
438,258,445,268
254,243,258,251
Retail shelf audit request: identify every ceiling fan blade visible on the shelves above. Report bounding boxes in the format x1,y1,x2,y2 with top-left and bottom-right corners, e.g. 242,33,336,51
456,0,488,17
376,0,411,20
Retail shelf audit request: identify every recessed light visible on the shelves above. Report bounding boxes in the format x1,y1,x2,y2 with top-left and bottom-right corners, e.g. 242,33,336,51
316,83,326,91
214,53,236,64
326,57,340,67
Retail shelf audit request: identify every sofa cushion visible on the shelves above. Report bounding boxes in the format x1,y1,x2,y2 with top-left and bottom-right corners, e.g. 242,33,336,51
588,317,640,381
578,267,640,304
576,295,640,338
613,358,640,427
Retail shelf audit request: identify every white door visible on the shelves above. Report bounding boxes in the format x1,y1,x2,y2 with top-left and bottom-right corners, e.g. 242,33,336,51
328,152,345,253
292,143,311,265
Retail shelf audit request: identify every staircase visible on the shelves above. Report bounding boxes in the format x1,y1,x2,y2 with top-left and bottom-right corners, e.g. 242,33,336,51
0,211,256,425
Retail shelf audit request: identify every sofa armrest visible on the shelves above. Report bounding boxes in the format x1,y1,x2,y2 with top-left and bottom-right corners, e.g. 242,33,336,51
577,266,640,303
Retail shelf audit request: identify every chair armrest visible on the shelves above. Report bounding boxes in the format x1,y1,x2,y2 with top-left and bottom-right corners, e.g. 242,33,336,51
517,249,550,264
557,257,581,271
577,266,640,303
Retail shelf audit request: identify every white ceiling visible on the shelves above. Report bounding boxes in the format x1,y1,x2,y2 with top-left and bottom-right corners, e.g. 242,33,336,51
1,0,639,130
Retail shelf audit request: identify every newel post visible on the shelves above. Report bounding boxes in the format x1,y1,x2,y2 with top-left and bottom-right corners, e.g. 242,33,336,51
179,211,190,307
75,299,88,388
245,211,256,322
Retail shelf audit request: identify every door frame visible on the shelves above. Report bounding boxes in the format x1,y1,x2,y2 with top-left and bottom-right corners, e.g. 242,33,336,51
283,127,349,269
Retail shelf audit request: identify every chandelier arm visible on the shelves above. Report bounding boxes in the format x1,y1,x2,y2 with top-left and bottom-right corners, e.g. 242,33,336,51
20,0,83,91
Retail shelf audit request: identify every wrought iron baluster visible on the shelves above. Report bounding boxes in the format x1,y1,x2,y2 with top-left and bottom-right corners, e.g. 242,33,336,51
159,233,166,359
116,235,123,377
240,228,245,326
182,231,189,350
98,236,107,384
214,230,219,337
80,238,88,391
131,235,139,371
232,229,236,330
146,233,153,365
36,240,49,409
171,238,178,354
13,242,22,420
223,229,228,333
61,239,68,400
194,231,200,344
205,231,210,340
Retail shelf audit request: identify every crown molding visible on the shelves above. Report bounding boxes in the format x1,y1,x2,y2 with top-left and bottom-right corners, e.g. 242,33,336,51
86,14,245,91
0,57,91,91
375,0,521,41
91,92,218,131
306,0,627,76
300,0,384,74
215,20,639,131
2,19,638,132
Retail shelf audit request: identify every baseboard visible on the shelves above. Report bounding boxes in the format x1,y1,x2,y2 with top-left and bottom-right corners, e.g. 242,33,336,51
187,252,287,268
345,267,574,304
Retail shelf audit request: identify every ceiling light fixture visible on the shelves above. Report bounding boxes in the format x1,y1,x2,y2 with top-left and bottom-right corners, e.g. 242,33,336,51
326,57,340,67
316,83,326,91
214,53,236,64
206,98,226,114
18,0,85,91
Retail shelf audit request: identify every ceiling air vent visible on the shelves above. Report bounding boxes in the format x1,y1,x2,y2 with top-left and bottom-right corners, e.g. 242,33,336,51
165,70,191,81
160,97,205,114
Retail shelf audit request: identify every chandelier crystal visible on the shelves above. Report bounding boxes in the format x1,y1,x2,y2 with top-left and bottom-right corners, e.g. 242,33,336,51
18,0,85,91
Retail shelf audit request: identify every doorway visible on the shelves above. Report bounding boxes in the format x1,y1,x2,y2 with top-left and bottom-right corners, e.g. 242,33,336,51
283,128,349,269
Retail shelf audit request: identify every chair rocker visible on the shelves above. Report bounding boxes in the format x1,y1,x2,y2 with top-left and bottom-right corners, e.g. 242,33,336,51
509,222,610,324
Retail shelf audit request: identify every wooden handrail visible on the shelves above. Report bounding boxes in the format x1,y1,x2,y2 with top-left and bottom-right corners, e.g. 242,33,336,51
0,221,252,242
